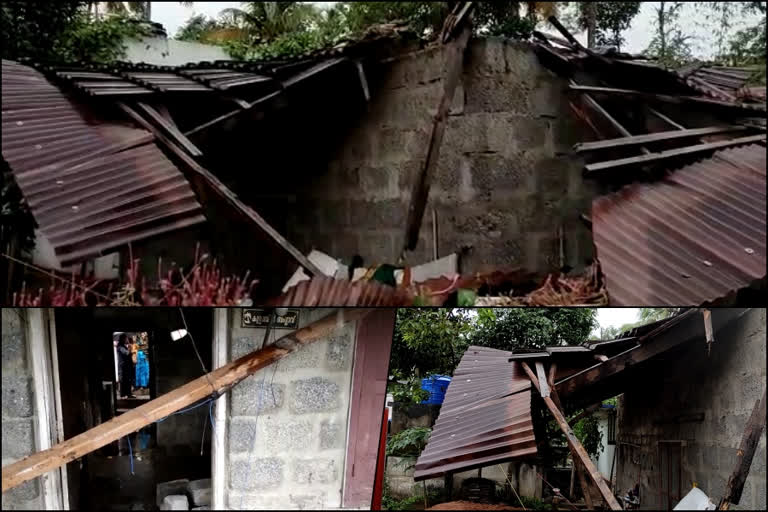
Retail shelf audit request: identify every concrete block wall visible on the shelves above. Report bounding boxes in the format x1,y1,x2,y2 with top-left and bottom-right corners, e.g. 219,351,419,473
287,38,596,274
1,308,44,510
616,309,767,510
225,309,358,510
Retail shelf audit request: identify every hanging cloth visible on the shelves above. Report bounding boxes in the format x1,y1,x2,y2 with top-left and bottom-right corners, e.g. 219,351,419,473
135,350,149,388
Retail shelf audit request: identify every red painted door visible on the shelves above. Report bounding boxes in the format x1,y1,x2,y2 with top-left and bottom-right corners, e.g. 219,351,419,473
343,310,396,508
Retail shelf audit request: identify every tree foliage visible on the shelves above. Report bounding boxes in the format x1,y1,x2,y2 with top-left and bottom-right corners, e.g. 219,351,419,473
592,2,641,50
469,308,598,350
390,308,597,403
645,1,694,68
1,1,148,63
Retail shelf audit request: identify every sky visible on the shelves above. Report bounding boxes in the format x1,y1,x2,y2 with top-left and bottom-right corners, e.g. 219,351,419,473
151,2,760,59
591,308,640,337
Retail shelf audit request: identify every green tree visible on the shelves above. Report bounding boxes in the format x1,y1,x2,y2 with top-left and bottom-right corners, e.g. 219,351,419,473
638,308,682,323
1,1,147,63
175,14,223,42
645,1,694,68
593,1,641,50
469,308,598,350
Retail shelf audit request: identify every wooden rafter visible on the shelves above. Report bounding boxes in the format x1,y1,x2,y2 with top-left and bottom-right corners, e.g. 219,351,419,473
1,309,372,492
584,134,766,174
574,125,749,153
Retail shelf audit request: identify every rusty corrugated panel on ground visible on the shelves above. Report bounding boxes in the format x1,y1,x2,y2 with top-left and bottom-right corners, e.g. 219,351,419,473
413,346,537,481
592,144,766,306
269,276,414,306
2,59,206,266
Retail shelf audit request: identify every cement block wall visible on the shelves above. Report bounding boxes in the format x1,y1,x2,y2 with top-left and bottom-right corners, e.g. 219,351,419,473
1,308,44,510
286,38,596,274
225,309,358,510
616,308,767,510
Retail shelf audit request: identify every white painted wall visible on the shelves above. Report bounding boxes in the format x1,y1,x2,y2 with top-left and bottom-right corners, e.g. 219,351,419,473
594,409,617,481
122,36,232,66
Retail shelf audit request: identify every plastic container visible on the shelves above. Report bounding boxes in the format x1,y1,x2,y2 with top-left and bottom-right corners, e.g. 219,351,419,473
420,375,452,405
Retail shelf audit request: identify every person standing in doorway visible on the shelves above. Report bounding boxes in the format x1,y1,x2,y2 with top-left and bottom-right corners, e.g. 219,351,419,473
117,334,135,398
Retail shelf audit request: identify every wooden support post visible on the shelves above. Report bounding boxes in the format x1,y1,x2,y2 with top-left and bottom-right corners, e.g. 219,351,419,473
403,13,473,252
2,309,373,492
569,464,576,500
522,362,622,510
575,460,595,510
718,389,767,509
535,361,551,398
117,102,323,277
702,309,714,355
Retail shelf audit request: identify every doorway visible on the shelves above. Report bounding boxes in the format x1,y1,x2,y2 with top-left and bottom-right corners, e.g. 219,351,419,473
53,308,214,510
659,441,682,510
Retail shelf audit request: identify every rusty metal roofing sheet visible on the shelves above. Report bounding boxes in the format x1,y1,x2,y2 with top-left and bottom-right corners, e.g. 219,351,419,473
2,59,206,266
592,144,766,306
413,346,537,481
269,276,414,306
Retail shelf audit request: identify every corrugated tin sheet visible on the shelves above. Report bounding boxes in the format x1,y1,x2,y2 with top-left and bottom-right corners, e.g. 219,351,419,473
269,276,414,306
679,66,755,102
2,59,206,266
413,346,537,481
592,144,766,306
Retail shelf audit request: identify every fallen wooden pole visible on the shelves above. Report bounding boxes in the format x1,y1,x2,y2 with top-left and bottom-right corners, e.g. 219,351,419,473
2,308,373,493
117,102,322,277
403,6,473,252
718,389,767,509
522,362,622,510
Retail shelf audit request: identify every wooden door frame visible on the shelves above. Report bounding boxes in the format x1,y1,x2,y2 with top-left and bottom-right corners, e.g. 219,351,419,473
26,309,68,510
342,310,396,508
211,308,229,510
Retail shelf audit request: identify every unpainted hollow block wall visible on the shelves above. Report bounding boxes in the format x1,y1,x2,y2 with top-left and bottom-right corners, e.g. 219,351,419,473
1,308,44,510
225,309,358,510
287,37,595,274
616,308,767,510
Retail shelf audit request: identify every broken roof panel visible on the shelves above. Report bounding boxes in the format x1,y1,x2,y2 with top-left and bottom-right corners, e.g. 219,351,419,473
414,346,536,481
592,144,766,306
1,59,206,266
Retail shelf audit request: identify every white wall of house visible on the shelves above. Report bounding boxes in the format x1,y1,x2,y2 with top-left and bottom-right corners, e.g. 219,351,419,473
594,409,617,481
123,36,231,66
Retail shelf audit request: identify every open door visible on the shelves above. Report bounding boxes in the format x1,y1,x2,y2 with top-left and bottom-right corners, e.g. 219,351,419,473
343,310,396,508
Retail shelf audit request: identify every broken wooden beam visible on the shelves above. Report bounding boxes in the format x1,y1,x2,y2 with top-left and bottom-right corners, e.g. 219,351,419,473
137,102,202,157
574,126,749,153
535,361,551,398
117,102,323,277
584,134,766,174
568,403,602,425
403,10,473,252
648,107,686,130
718,389,767,509
521,362,622,510
1,309,372,492
569,84,767,112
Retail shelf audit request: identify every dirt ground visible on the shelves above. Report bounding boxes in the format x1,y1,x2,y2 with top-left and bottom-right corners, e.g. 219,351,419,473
426,501,525,510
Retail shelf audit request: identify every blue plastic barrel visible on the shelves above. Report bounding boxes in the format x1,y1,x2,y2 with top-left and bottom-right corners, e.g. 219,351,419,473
421,375,452,405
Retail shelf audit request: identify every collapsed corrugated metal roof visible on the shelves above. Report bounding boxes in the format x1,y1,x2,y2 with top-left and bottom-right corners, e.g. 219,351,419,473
592,144,766,306
1,59,206,266
413,346,537,481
